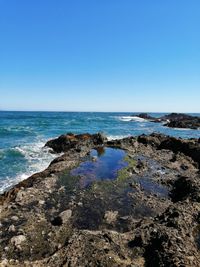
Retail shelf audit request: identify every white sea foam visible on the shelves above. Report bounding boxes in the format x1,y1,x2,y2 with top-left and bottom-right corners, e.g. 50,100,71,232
0,173,30,194
107,135,130,140
162,125,192,131
0,140,59,194
118,116,147,122
1,134,131,193
173,128,192,131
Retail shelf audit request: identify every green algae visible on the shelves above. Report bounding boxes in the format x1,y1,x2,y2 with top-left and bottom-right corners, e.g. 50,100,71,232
57,149,136,199
62,147,128,188
117,155,136,181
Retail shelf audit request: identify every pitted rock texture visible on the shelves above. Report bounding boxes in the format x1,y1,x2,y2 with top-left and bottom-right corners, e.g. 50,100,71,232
0,133,200,266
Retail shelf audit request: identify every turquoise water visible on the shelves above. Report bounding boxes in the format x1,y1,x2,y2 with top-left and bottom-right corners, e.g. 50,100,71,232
0,111,200,193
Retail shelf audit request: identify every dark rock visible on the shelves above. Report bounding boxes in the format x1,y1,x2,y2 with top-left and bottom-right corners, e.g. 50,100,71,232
162,113,200,129
130,204,200,267
162,112,200,130
51,216,63,226
170,176,200,202
137,113,158,121
135,112,200,130
137,133,200,167
45,133,107,153
134,113,161,123
137,133,167,147
164,118,200,129
161,113,194,121
180,164,188,170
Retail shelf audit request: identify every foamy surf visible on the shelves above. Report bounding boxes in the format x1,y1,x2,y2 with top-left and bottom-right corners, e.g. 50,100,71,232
0,140,58,194
118,116,147,122
107,135,130,141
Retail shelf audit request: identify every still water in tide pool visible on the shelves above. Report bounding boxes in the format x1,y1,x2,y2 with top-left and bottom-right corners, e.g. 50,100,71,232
70,147,128,188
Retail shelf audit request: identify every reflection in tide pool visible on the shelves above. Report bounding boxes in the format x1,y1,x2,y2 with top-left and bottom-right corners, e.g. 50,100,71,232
70,147,128,188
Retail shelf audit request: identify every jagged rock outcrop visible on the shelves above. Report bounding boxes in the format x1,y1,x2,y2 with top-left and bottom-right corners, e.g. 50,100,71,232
45,133,107,153
137,133,200,168
135,112,200,129
164,114,200,129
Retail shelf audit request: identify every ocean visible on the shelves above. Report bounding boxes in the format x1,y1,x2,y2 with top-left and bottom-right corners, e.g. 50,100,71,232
0,111,200,193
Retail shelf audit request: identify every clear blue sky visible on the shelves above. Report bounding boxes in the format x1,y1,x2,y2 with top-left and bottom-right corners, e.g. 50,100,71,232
0,0,200,112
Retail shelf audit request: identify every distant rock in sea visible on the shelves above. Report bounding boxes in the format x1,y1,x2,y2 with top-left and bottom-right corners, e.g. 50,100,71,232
134,112,200,129
136,113,161,122
163,113,200,129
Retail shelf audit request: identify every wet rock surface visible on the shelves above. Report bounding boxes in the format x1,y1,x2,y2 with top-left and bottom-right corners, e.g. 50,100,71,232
136,112,200,129
0,132,200,266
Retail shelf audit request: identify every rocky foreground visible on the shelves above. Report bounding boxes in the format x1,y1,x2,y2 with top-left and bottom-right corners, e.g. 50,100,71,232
0,133,200,267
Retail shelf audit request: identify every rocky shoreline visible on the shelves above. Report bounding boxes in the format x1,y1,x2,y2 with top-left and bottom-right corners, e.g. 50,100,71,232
0,133,200,266
136,113,200,130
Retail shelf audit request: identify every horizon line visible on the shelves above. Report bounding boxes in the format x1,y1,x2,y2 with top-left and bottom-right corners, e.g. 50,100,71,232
0,110,199,114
